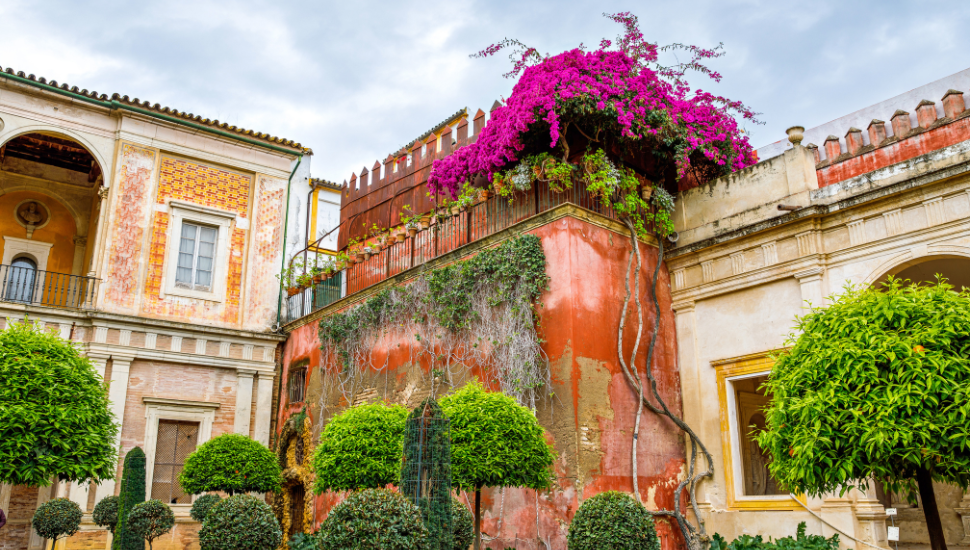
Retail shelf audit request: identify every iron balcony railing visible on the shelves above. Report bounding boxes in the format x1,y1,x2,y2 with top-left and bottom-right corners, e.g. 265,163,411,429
0,264,100,309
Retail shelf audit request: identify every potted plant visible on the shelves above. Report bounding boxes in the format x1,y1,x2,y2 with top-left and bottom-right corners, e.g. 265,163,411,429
310,265,325,284
394,229,406,243
277,260,304,297
295,271,314,291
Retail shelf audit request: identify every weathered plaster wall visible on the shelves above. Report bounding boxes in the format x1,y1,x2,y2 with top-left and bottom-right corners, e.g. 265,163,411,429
278,215,687,550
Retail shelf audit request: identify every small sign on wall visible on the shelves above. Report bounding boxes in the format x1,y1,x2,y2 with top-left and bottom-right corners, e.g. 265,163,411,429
886,508,897,516
888,526,900,542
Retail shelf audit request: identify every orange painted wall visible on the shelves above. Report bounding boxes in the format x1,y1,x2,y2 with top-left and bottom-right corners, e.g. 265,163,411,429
279,216,686,550
0,190,76,273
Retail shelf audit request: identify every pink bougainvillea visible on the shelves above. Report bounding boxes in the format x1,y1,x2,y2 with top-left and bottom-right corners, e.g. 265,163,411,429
427,12,758,199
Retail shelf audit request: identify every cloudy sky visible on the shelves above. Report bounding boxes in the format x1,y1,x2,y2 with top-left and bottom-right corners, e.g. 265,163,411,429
2,0,968,182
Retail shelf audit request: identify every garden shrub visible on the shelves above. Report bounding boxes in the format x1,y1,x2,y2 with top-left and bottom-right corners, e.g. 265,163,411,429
312,402,408,492
114,447,147,550
127,499,175,550
452,498,474,550
710,522,839,550
180,433,283,495
198,494,282,550
93,495,120,533
567,491,659,550
32,497,82,543
317,489,427,550
289,531,321,550
189,493,222,523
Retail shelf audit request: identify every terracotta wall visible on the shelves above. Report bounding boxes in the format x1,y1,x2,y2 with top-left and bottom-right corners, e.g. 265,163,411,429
279,216,686,550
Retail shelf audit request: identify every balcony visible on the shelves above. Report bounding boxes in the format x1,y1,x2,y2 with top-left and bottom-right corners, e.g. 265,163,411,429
0,264,100,310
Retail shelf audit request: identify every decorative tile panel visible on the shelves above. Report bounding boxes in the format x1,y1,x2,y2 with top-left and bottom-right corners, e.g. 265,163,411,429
104,144,156,310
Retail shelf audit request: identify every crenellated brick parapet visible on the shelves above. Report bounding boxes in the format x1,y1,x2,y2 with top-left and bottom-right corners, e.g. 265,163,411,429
814,89,970,187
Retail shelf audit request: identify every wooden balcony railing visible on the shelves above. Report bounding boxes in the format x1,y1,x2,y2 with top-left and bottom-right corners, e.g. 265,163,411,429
0,264,99,310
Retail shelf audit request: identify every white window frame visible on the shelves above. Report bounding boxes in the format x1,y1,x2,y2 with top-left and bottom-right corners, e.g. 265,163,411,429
142,397,220,508
163,200,236,302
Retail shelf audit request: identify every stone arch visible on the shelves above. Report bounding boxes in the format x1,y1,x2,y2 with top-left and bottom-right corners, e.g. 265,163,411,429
864,244,970,290
0,124,112,185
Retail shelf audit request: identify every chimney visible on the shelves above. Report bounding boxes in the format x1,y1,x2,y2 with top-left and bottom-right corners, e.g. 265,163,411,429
916,100,937,129
806,143,820,164
942,89,966,119
824,135,842,161
867,120,887,146
845,127,864,155
891,110,912,138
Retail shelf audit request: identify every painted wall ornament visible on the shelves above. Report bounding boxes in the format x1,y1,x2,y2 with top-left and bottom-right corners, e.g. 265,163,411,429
14,200,51,238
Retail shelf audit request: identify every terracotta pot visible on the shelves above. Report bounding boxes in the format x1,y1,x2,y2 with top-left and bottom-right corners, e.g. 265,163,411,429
395,233,405,243
312,274,324,284
355,253,365,263
419,219,430,229
286,287,300,297
641,186,653,201
450,205,460,215
408,227,418,238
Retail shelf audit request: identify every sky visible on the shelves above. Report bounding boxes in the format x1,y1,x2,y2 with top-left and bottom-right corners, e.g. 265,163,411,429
2,0,969,183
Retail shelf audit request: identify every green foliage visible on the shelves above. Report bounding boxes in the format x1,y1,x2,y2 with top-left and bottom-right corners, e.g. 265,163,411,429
93,496,120,534
32,497,82,542
440,382,555,492
317,489,428,550
179,433,283,495
709,522,839,550
451,498,474,550
758,278,970,497
566,491,658,550
312,402,408,493
400,398,452,550
189,493,222,523
581,149,674,238
198,494,283,550
114,447,146,550
127,499,175,549
288,531,321,550
0,321,118,486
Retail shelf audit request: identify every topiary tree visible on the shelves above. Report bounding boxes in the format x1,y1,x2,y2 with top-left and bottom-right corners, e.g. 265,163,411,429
0,321,119,487
311,402,408,493
92,496,120,534
758,278,970,550
440,383,555,550
127,499,175,550
114,447,146,550
198,494,283,550
451,498,474,550
401,398,452,550
567,491,659,550
189,493,222,523
179,433,282,495
32,497,82,548
316,489,427,550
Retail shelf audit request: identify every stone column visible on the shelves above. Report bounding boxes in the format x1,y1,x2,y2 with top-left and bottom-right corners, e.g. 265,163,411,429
72,236,87,276
0,483,11,513
253,373,275,446
673,301,711,508
853,484,889,548
794,267,825,309
954,493,970,544
94,355,134,503
234,370,256,436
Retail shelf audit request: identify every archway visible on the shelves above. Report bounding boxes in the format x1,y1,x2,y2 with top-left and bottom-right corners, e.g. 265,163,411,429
872,255,970,290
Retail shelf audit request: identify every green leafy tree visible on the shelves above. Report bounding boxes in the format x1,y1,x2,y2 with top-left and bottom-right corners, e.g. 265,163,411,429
0,321,118,487
758,279,970,550
189,493,222,523
316,489,427,550
114,447,146,550
311,402,408,493
198,494,283,550
566,491,659,550
440,383,556,550
451,498,474,550
32,497,82,547
127,499,175,550
179,433,282,495
92,496,120,534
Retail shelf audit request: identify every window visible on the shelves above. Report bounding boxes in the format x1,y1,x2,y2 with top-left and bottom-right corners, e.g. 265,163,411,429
151,420,200,504
733,375,785,496
176,222,218,291
4,256,37,303
288,365,307,403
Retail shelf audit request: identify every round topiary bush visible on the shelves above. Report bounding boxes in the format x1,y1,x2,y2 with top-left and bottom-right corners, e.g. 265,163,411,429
189,493,222,523
567,491,660,550
93,496,120,533
451,498,474,550
317,489,427,550
312,402,408,492
180,433,282,495
127,500,175,550
198,494,282,550
32,497,82,543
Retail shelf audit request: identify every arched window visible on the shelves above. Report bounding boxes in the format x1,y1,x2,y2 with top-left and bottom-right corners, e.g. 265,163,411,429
4,256,37,303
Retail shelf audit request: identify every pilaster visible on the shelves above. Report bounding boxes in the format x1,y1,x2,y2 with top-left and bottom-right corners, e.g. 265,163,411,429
253,373,275,446
234,370,256,436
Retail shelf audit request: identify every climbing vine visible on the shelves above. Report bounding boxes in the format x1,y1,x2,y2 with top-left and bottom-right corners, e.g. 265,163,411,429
317,234,551,410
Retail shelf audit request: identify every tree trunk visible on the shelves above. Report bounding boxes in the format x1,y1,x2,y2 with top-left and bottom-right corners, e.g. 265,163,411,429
473,489,481,550
916,467,948,550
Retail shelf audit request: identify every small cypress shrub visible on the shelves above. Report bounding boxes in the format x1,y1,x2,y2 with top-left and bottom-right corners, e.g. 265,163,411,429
114,447,147,550
451,498,474,550
127,499,175,550
317,489,427,550
190,494,222,523
93,496,120,533
32,497,82,545
198,494,282,550
567,491,660,550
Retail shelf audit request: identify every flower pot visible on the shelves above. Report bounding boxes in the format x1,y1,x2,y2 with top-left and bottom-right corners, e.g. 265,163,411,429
355,253,365,263
286,287,300,297
312,274,324,284
641,187,653,201
419,219,430,230
395,233,405,243
450,205,460,216
408,227,418,238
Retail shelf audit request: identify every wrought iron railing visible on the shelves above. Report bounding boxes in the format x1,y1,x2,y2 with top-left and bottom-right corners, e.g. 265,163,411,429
282,181,621,324
0,264,99,309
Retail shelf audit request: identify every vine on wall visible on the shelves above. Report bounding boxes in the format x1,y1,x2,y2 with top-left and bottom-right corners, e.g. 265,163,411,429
317,234,551,411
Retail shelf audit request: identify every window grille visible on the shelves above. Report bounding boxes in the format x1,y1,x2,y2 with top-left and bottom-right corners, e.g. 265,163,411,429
176,222,218,291
151,420,200,504
288,367,306,403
